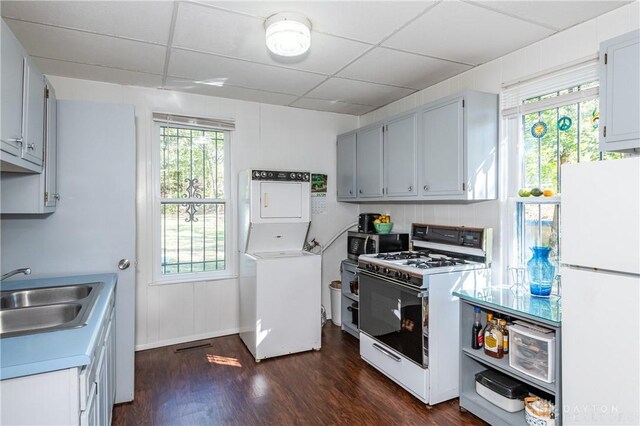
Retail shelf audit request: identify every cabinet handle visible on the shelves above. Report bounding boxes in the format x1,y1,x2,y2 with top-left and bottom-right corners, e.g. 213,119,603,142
423,185,429,191
27,143,35,150
359,189,363,194
53,193,60,201
8,137,23,145
372,343,401,362
349,190,353,195
408,186,413,192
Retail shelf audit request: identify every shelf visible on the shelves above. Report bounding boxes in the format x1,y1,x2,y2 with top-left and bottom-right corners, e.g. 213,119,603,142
510,196,561,204
342,291,359,303
462,346,556,394
460,389,527,425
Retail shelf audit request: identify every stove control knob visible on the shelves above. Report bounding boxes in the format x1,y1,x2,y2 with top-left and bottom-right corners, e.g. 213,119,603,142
394,271,402,278
290,172,296,179
254,171,260,178
304,173,309,180
382,267,389,275
402,273,410,281
365,264,371,270
297,173,302,178
261,171,267,177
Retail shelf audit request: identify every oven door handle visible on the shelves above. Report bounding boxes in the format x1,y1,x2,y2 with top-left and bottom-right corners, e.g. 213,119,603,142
358,269,425,294
372,343,402,362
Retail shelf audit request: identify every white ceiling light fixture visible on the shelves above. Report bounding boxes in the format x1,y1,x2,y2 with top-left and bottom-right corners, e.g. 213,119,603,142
265,12,311,57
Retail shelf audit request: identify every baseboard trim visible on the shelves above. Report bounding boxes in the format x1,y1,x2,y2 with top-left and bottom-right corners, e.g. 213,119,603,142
135,328,240,351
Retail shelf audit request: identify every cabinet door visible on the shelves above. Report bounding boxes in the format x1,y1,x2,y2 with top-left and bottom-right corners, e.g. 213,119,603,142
44,82,58,207
21,58,45,166
1,21,25,156
384,113,417,197
356,126,383,198
420,98,464,196
600,30,639,151
80,383,98,426
336,133,356,199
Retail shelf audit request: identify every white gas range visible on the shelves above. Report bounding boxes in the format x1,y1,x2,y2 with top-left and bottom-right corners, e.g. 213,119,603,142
357,224,492,406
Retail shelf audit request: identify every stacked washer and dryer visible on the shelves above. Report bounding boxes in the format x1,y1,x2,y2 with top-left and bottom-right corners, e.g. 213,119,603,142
238,169,321,361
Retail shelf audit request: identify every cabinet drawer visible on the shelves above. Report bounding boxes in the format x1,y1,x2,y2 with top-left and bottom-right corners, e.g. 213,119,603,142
509,324,555,383
360,333,428,402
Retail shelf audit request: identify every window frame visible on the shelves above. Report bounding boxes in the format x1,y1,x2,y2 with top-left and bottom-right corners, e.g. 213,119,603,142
151,120,234,285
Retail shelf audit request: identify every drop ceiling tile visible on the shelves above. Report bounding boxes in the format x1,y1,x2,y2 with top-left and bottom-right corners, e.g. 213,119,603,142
1,1,174,44
196,1,436,43
291,97,375,115
383,0,555,65
164,78,299,105
306,77,415,107
6,19,166,74
173,2,371,75
33,57,163,88
338,47,472,90
168,48,327,96
472,1,631,31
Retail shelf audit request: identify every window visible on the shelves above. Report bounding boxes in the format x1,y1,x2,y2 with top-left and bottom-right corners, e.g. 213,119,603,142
152,113,233,282
510,78,622,267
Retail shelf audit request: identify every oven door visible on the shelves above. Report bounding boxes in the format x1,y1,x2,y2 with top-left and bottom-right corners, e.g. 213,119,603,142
358,270,426,367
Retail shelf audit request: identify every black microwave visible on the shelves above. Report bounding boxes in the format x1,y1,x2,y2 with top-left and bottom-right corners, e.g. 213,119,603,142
347,231,409,261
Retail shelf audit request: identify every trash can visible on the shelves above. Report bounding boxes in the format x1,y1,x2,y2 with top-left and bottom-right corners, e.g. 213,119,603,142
329,280,342,326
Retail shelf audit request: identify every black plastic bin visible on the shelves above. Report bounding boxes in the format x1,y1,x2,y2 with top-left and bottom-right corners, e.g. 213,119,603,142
347,302,359,325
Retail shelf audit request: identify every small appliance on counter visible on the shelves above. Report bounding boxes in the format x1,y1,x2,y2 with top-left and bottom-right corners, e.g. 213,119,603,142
358,213,380,233
347,231,409,261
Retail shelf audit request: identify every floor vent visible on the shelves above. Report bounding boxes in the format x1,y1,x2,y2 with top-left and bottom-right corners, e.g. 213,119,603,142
174,342,212,353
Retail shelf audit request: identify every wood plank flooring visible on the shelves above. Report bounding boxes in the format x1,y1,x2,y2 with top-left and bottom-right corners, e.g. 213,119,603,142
113,324,487,425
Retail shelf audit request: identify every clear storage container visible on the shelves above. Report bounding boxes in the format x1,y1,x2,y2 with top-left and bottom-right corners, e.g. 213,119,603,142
509,323,555,383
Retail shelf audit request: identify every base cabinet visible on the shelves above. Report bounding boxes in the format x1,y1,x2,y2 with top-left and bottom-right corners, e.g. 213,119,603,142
0,300,115,425
599,29,640,152
457,293,562,425
340,259,359,338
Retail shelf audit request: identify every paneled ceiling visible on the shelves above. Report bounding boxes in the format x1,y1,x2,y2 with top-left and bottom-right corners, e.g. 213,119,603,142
1,1,631,115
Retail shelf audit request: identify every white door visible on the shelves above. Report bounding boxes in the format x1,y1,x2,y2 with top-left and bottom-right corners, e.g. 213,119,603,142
0,100,136,403
260,182,303,219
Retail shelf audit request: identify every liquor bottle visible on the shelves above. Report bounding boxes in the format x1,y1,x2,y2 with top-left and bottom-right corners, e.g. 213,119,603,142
484,317,504,359
471,307,484,349
499,319,509,354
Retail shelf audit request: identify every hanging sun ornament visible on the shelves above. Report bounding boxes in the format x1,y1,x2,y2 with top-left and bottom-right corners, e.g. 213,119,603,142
531,121,548,138
591,108,599,129
557,116,572,131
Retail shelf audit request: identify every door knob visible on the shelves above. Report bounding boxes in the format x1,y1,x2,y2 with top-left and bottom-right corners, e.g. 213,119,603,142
118,259,131,270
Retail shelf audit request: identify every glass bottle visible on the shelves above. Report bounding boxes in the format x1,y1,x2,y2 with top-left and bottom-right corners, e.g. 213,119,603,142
484,318,504,359
471,307,483,349
527,246,555,297
499,319,509,355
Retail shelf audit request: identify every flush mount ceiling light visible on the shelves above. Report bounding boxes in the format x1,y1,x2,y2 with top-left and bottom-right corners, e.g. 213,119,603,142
265,12,311,57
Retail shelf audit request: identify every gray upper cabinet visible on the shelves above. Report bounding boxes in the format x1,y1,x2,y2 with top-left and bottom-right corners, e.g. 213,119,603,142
599,30,639,152
1,20,25,158
384,112,417,198
356,125,384,198
420,98,464,197
337,132,356,199
337,90,497,203
0,19,45,173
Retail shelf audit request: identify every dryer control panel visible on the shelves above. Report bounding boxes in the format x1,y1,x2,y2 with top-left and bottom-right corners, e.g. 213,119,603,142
251,170,310,182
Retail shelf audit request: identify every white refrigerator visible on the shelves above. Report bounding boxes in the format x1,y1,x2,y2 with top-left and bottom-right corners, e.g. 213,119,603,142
561,157,640,425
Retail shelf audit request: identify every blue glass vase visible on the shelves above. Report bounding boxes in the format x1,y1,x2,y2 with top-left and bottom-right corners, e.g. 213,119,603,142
527,246,555,297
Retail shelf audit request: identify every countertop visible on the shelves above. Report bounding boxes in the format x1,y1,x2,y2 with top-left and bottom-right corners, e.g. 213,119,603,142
0,273,116,380
453,285,561,327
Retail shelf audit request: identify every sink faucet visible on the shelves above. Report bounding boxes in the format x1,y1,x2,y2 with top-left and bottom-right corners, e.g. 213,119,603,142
1,268,31,281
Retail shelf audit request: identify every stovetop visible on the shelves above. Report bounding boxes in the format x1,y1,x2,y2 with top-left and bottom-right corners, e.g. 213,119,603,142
360,251,485,274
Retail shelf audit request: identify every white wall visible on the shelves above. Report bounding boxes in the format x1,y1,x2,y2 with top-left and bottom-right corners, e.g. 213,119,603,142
359,2,639,284
1,78,358,350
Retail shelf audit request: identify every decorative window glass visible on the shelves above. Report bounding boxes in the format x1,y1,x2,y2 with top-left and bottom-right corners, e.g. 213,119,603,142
158,125,228,276
515,82,622,266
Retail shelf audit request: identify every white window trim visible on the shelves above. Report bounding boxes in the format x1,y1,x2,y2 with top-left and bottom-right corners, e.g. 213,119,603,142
150,120,235,285
500,61,600,272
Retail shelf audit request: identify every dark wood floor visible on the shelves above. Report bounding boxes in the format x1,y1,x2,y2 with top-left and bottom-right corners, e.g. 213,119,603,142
113,324,487,425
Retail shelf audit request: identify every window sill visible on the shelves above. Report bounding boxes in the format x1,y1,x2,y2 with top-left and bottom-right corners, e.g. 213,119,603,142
150,272,238,286
510,195,561,204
